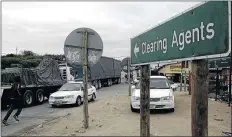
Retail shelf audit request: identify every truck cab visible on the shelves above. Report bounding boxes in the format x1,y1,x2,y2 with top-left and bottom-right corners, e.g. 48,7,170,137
58,63,76,82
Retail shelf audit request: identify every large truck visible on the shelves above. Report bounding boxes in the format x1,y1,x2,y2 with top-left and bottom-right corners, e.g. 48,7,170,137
59,56,122,89
1,56,122,109
1,58,66,109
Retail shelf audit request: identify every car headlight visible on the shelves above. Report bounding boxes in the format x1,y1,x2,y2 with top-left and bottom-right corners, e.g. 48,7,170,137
65,95,74,98
49,96,54,99
133,96,140,101
161,96,173,100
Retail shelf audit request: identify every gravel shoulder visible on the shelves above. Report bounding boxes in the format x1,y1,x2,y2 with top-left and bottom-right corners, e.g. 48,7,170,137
21,92,231,136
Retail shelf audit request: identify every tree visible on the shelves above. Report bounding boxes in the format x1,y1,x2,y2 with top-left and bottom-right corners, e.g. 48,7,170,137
20,50,37,56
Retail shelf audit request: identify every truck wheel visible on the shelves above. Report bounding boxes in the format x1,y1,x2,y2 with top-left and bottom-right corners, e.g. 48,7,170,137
107,79,111,87
98,80,102,89
23,90,34,107
118,78,121,84
95,81,99,89
110,79,112,86
36,89,44,105
95,83,99,89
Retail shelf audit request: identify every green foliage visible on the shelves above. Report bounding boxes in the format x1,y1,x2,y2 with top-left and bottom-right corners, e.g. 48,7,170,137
1,51,64,69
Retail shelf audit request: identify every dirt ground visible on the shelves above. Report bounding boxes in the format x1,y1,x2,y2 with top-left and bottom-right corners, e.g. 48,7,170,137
21,92,231,136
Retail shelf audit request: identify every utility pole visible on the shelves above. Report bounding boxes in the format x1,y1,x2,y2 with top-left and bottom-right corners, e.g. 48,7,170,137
180,62,183,91
16,47,18,55
229,51,232,107
184,61,187,92
140,64,150,137
215,67,219,101
77,29,95,129
191,59,208,136
128,58,131,96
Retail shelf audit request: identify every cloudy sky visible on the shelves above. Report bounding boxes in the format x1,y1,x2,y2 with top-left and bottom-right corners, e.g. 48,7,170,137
2,2,200,59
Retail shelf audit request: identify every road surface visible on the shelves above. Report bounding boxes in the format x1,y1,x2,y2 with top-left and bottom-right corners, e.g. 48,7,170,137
1,83,129,136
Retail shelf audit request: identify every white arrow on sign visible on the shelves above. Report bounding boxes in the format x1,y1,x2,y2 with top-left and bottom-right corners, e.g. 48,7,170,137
134,43,139,58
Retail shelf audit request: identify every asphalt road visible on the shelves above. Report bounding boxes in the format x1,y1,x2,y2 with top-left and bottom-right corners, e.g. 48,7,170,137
1,83,129,136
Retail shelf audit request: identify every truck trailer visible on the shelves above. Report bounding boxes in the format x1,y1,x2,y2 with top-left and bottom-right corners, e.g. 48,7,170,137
1,56,122,109
59,56,122,89
1,58,66,109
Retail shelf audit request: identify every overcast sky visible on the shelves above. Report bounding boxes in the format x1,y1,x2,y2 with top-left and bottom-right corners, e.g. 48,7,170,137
2,2,200,59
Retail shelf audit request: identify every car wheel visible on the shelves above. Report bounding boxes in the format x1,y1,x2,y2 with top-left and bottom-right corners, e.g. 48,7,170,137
170,108,175,112
131,105,136,112
91,93,96,101
51,105,56,108
76,96,82,107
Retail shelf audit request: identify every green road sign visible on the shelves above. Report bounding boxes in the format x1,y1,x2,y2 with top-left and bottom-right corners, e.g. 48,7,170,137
208,57,230,69
130,1,231,66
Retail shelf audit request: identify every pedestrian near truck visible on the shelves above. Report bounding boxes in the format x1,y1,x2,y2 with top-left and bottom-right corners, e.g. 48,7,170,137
2,76,23,126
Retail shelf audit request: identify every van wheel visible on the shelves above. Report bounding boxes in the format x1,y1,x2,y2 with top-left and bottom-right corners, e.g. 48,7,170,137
36,89,44,105
76,96,82,107
23,90,34,107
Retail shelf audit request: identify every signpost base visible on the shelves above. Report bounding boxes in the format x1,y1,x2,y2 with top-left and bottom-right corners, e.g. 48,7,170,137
191,59,208,136
140,64,150,137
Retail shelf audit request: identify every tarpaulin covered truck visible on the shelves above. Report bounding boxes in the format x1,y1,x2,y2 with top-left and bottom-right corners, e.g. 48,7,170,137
1,58,65,109
74,56,122,89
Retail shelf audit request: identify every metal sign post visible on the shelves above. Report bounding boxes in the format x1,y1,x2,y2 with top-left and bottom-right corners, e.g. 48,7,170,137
64,27,103,129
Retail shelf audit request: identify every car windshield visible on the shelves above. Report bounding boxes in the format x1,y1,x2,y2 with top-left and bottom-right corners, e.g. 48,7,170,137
59,83,81,91
135,78,170,89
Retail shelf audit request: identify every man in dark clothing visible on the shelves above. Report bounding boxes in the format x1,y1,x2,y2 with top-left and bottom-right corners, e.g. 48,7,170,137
2,76,23,126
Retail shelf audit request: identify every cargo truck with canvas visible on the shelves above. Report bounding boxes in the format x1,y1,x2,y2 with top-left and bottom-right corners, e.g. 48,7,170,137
1,58,66,109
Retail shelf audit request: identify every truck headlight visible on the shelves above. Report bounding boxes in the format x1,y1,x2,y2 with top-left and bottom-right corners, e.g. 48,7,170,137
133,96,140,101
161,96,173,100
65,95,74,98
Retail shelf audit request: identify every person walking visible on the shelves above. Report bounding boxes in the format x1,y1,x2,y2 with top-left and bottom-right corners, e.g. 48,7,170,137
2,76,23,126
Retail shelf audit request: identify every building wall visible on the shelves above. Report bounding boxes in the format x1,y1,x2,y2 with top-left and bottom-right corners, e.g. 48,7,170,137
158,62,192,74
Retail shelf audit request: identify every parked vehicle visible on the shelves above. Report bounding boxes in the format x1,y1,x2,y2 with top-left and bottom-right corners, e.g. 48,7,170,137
61,56,122,89
1,58,66,109
49,81,97,107
130,76,175,112
169,80,179,91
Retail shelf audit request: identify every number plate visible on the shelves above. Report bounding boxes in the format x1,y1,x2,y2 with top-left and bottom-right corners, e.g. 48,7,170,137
54,100,62,104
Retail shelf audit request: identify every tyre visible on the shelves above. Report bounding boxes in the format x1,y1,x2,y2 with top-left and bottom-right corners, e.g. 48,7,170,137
131,105,136,112
95,81,99,89
118,78,121,84
36,89,44,105
98,80,102,89
170,108,175,112
107,79,110,87
23,90,34,107
75,96,82,107
51,104,57,108
91,93,96,101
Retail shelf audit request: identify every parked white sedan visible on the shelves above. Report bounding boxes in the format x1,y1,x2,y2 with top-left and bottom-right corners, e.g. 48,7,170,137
131,76,175,112
49,81,97,107
169,80,179,91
